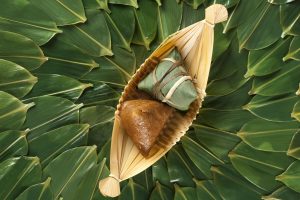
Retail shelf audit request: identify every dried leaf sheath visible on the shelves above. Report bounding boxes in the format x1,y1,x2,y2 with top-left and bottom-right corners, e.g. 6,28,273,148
99,4,228,197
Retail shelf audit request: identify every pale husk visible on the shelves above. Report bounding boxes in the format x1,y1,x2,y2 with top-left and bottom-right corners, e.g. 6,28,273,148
99,4,228,197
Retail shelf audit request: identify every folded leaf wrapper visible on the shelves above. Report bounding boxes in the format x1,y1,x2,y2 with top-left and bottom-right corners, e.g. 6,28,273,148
138,48,198,111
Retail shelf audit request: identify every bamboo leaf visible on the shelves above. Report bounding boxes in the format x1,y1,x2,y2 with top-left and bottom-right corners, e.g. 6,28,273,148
0,91,34,131
154,0,162,6
183,0,204,9
0,156,42,200
250,60,300,96
119,179,149,200
237,1,281,50
284,36,300,61
180,2,204,28
109,0,138,8
245,37,291,77
230,142,294,191
23,74,91,102
268,0,295,4
193,125,240,162
105,5,135,51
206,0,239,8
262,186,300,200
37,38,99,78
157,0,183,41
174,185,196,200
212,165,264,200
0,130,28,162
22,96,82,140
288,131,300,160
149,181,173,200
292,100,300,121
238,119,299,152
15,178,53,200
28,124,89,167
280,1,300,37
30,0,87,26
60,9,112,57
132,0,158,49
0,31,46,71
0,0,61,45
182,134,224,179
83,0,110,13
244,94,299,122
276,160,300,193
133,168,154,192
194,180,223,200
0,59,37,98
152,157,172,187
43,146,98,199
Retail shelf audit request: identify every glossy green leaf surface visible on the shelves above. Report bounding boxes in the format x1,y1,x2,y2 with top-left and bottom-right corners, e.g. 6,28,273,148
0,59,37,98
195,180,223,200
109,0,138,8
15,178,53,200
288,131,300,160
250,60,300,96
284,36,300,61
0,0,61,45
0,130,28,161
292,100,300,122
280,1,300,37
277,160,300,193
268,0,295,4
0,31,46,71
0,91,33,131
180,3,204,28
152,157,172,187
183,0,203,9
149,181,173,200
262,186,300,200
119,179,148,200
230,142,293,191
24,74,91,102
238,119,299,152
60,9,112,57
28,124,89,167
43,146,98,199
174,185,196,200
30,0,87,26
22,96,82,140
0,156,42,200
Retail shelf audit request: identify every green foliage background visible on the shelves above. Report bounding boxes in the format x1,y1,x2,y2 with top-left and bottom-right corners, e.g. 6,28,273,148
0,0,299,199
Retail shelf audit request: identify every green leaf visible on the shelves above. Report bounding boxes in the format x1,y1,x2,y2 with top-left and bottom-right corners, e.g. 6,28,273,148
180,2,204,28
205,0,239,8
0,156,42,200
238,119,299,152
0,130,28,161
37,38,99,78
105,5,135,51
277,160,300,193
167,145,205,186
230,142,293,191
28,124,89,167
182,134,224,179
245,37,292,77
149,181,173,200
132,0,158,49
0,31,46,71
152,157,172,187
280,1,300,37
237,1,281,50
81,46,136,87
284,36,300,61
183,0,203,9
292,100,300,122
174,185,196,200
43,146,98,199
0,91,34,131
193,124,240,162
15,177,53,200
133,168,154,192
194,180,223,200
30,0,87,26
244,94,299,122
0,59,37,98
0,0,61,45
76,83,120,107
262,186,300,200
288,131,300,160
268,0,295,4
157,0,183,41
119,179,149,200
213,25,232,61
109,0,138,8
60,9,112,57
22,96,82,140
212,165,264,200
23,74,92,102
197,109,256,132
80,105,114,147
250,60,300,96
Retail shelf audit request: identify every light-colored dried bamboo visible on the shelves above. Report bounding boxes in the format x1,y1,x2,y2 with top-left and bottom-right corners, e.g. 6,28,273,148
99,4,228,197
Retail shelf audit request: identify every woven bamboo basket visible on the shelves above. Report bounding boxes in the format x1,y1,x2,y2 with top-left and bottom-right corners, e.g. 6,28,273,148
99,4,228,197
